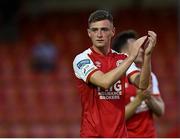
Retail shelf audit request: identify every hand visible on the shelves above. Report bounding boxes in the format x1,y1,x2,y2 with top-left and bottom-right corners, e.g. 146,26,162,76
143,83,152,100
129,36,148,59
136,89,151,101
144,31,157,56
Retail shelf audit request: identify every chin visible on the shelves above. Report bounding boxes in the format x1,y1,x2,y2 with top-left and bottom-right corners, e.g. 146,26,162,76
96,44,105,48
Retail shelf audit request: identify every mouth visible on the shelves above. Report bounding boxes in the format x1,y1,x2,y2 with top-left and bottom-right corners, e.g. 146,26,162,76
96,40,104,42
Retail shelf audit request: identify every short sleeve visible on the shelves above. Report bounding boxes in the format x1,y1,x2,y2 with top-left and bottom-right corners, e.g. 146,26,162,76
126,62,140,78
73,53,98,82
151,73,160,95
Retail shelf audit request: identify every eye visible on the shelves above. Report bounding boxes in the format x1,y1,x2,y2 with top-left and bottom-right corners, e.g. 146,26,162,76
90,28,98,32
101,28,109,32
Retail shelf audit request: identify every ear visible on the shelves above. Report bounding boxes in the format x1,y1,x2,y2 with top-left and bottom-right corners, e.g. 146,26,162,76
127,39,132,44
111,27,115,37
87,29,91,37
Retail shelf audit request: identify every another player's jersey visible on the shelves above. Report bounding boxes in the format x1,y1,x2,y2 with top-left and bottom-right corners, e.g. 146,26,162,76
125,72,160,138
73,47,139,138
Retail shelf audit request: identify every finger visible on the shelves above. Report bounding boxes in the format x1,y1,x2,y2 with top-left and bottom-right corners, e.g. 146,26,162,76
143,39,150,49
148,37,154,44
137,36,148,44
148,31,156,36
148,31,157,40
148,37,156,48
138,36,149,49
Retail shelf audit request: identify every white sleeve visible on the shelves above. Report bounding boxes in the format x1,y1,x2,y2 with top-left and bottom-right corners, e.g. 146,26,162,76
126,62,140,77
73,53,98,82
151,73,160,95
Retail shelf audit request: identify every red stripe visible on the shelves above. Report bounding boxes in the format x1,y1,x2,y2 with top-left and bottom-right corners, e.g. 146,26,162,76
86,69,99,83
127,70,140,79
151,93,160,96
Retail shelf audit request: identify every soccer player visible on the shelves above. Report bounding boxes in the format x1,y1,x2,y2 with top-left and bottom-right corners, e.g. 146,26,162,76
112,30,165,137
73,10,156,137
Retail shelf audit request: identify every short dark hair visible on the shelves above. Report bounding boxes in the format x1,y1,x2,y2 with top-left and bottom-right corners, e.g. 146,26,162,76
112,30,138,52
88,10,113,27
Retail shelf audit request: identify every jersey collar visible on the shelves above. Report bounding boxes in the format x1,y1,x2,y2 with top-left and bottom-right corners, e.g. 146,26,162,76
90,47,112,57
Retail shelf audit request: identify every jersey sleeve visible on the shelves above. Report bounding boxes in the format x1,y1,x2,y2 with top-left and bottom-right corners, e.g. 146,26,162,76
151,73,160,95
126,62,140,79
73,53,98,82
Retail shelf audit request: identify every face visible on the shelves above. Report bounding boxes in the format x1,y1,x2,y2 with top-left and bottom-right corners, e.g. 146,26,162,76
88,19,115,48
127,38,144,63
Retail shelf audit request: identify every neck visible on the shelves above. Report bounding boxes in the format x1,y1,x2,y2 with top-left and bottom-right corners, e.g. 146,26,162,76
92,45,110,55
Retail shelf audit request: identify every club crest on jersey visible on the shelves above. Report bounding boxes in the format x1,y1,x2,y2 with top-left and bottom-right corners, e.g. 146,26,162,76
77,59,90,69
95,61,101,68
116,60,123,67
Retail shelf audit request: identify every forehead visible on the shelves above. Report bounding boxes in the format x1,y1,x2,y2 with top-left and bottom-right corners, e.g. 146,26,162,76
89,19,113,28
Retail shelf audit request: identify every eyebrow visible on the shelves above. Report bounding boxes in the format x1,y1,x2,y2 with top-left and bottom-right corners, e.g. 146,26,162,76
89,27,110,30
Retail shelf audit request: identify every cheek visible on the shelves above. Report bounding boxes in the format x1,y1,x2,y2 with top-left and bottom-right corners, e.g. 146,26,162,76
89,33,95,39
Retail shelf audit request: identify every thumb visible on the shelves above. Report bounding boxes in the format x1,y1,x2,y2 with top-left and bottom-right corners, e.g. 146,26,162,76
135,36,148,48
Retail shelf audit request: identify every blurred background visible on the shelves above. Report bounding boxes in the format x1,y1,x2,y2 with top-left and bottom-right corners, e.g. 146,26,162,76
0,0,179,137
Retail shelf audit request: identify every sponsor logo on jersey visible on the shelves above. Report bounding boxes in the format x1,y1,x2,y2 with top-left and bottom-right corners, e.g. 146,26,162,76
77,59,90,69
97,80,122,99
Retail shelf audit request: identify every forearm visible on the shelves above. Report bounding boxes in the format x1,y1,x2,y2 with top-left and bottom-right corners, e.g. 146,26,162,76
139,55,151,89
139,31,157,89
146,95,165,117
125,96,142,120
90,56,135,89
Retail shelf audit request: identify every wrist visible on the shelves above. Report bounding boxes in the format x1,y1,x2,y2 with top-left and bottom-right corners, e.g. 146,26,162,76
128,55,136,61
136,93,144,101
144,52,152,57
144,54,152,61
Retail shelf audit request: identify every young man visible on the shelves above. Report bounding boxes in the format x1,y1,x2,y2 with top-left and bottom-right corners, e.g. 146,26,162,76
73,10,156,137
112,30,165,137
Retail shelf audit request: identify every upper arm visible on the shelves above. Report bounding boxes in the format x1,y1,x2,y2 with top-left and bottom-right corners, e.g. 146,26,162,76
73,53,98,82
148,95,165,116
129,72,140,87
73,55,107,88
151,73,160,95
126,62,140,87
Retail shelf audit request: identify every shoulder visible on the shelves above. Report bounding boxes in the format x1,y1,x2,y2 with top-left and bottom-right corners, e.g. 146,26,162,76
73,48,92,64
73,48,98,82
74,48,92,60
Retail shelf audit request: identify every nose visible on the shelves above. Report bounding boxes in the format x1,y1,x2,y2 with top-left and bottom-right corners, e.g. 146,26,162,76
97,30,102,38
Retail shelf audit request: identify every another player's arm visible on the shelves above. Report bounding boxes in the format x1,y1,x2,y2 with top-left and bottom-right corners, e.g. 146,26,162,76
145,76,165,117
125,31,157,120
145,95,165,117
125,89,149,120
89,36,147,89
127,47,152,89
